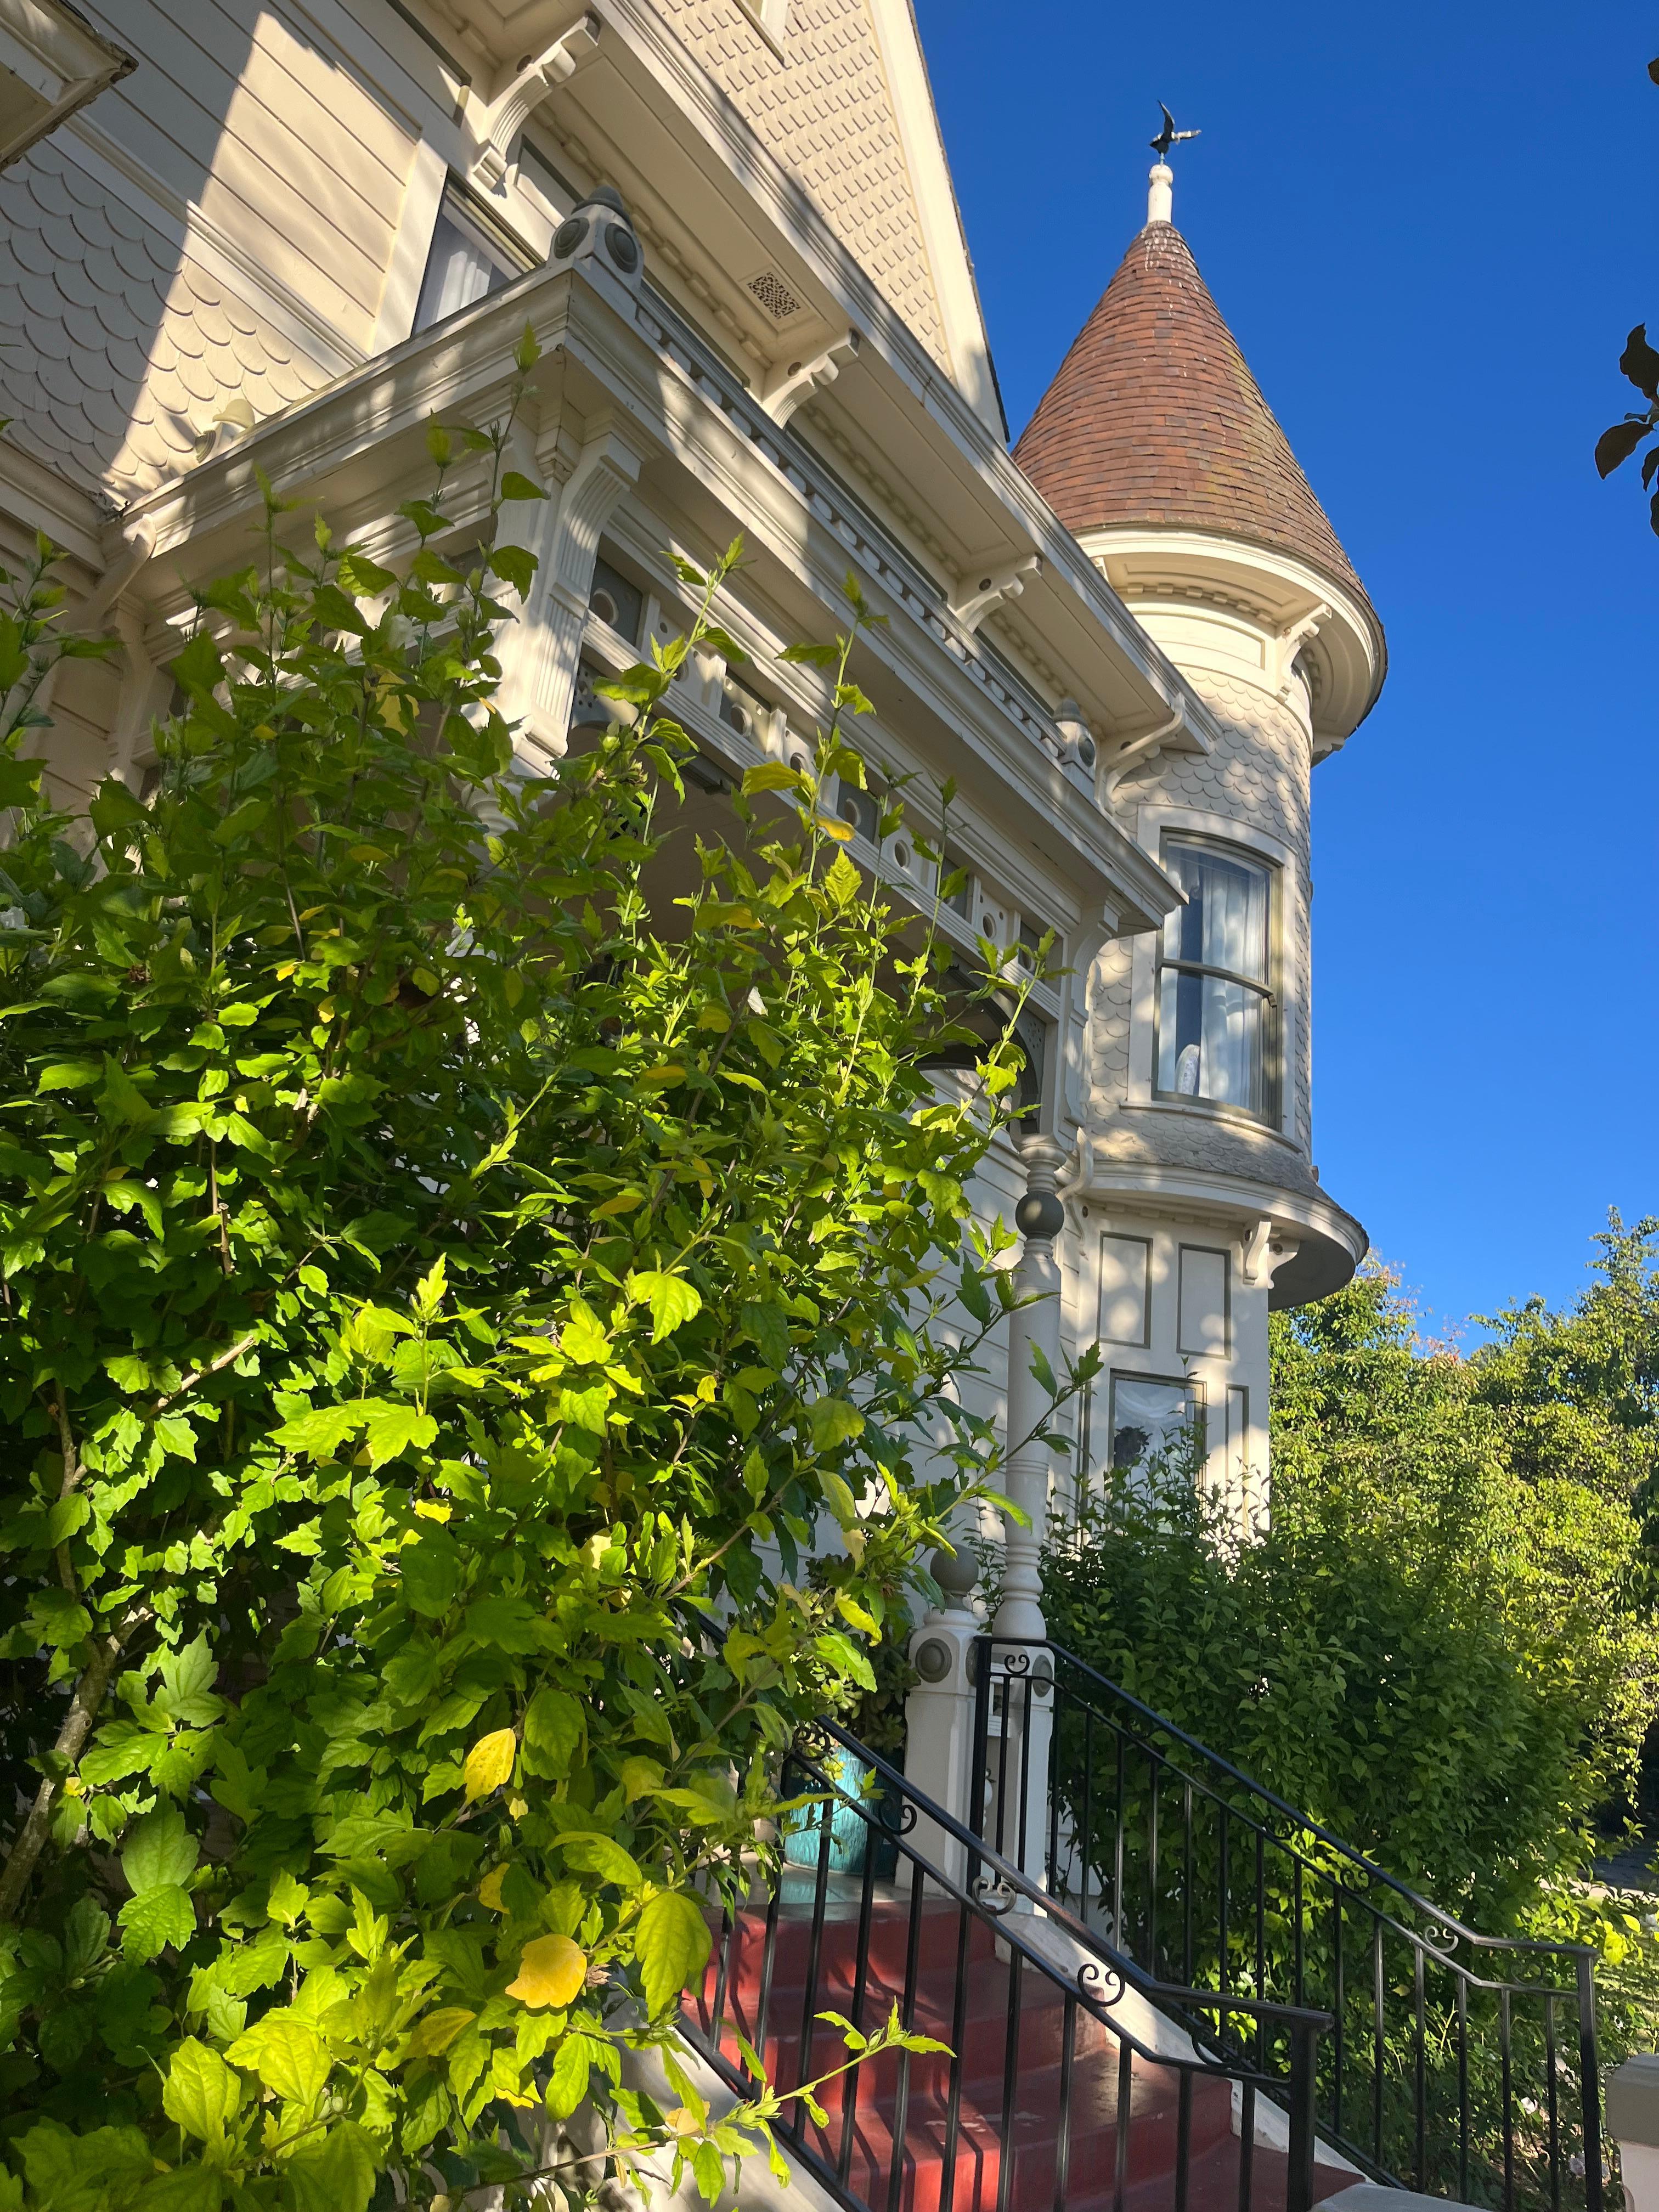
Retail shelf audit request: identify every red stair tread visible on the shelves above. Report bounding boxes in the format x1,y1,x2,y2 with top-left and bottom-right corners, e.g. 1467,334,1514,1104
686,1895,1353,2212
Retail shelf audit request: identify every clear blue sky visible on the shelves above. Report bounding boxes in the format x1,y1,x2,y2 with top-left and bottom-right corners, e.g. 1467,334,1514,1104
915,0,1658,1339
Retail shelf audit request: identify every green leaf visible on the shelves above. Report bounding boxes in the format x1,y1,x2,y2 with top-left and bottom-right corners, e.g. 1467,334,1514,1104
363,1402,437,1468
806,1397,865,1453
0,755,43,809
171,628,225,701
225,2014,330,2107
272,1404,367,1459
523,1687,584,1778
400,1529,461,1617
628,1269,704,1344
281,2123,376,2212
556,1831,643,1887
160,2038,241,2143
499,471,546,503
634,1888,712,2018
543,2030,595,2121
121,1805,200,1893
118,1883,196,1960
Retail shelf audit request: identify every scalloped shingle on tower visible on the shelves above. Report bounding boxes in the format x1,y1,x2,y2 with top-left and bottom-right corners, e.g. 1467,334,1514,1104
1013,211,1374,624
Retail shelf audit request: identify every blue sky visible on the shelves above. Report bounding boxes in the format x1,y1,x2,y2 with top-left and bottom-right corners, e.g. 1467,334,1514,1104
915,0,1658,1339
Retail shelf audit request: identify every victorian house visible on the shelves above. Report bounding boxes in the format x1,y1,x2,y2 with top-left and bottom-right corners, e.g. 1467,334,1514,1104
7,13,1573,2212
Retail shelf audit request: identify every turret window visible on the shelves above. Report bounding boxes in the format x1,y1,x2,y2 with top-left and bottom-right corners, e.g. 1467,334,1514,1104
1155,839,1278,1120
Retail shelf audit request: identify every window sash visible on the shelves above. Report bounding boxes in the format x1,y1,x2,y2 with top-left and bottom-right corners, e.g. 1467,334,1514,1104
1155,838,1278,1119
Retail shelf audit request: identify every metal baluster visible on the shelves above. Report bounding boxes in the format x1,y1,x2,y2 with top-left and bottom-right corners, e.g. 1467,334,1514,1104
837,1814,881,2188
1054,1990,1078,2212
1293,1856,1306,2010
1579,1950,1605,2212
1331,1887,1344,2142
1218,1805,1231,2003
1457,1972,1470,2207
1499,1987,1514,2212
1017,1667,1036,1885
1372,1914,1385,2168
1113,2039,1133,2212
1183,1779,1195,1987
754,1864,783,2089
1114,1731,1126,1951
997,1950,1024,2212
1239,2080,1256,2212
1048,1678,1064,1897
995,1666,1014,1863
1286,2018,1321,2212
710,1904,733,2056
1082,1705,1096,1929
1256,1827,1268,2072
793,1779,837,2135
970,1636,992,1841
1175,2070,1192,2212
884,1853,928,2212
1147,1746,1160,1976
940,1900,973,2212
1413,1942,1426,2191
1545,1990,1561,2212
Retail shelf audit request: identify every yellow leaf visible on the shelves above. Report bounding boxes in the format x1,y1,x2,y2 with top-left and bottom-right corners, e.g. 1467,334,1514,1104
593,1190,644,1219
463,1728,518,1802
414,1499,451,1521
478,1866,509,1911
506,1932,588,2010
812,815,855,842
407,2007,475,2059
637,1065,685,1087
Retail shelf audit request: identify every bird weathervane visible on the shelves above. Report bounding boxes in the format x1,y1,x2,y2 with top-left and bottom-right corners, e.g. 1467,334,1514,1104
1150,104,1200,162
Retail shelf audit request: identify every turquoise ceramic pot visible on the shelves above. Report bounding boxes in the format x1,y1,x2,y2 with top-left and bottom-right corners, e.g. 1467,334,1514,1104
781,1747,873,1873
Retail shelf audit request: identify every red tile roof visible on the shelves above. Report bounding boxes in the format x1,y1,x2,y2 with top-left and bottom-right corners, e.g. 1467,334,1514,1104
1013,219,1370,614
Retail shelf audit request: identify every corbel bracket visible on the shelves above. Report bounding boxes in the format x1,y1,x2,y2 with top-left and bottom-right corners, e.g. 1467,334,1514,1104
948,554,1040,634
467,10,601,190
760,330,861,425
1101,706,1183,803
1274,602,1329,703
1241,1218,1301,1289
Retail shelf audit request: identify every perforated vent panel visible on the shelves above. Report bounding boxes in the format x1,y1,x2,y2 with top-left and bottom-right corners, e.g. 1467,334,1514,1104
747,269,804,322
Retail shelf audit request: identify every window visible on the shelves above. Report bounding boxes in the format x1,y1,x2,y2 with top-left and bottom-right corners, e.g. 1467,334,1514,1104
1108,1375,1203,1478
834,780,879,842
1155,839,1277,1119
588,557,644,644
414,188,531,333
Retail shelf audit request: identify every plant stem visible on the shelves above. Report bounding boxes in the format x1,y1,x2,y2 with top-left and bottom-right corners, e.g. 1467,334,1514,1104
0,1604,148,1923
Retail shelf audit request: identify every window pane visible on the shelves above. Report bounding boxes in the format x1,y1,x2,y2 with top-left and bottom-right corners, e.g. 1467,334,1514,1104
1109,1375,1200,1477
414,205,516,332
589,557,643,643
1158,967,1265,1112
1165,845,1268,983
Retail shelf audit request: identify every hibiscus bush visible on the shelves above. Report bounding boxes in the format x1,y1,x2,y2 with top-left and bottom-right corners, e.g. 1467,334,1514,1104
0,357,1033,2210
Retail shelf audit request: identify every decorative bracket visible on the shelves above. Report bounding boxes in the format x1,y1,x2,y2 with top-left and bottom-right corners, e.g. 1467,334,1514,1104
759,330,861,426
949,554,1040,634
1241,1217,1301,1289
1274,602,1329,704
466,9,601,190
1101,707,1183,803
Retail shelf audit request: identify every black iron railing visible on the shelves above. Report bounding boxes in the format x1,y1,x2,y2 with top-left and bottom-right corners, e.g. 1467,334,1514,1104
684,1719,1335,2212
970,1635,1604,2212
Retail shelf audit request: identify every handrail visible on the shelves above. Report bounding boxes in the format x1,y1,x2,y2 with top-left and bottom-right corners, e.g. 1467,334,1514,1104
817,1718,1335,2038
1010,1635,1595,1966
970,1632,1605,2212
682,1716,1334,2212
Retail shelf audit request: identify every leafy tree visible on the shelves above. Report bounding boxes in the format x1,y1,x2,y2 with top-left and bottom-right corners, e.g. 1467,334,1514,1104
0,353,1042,2209
1049,1257,1659,1923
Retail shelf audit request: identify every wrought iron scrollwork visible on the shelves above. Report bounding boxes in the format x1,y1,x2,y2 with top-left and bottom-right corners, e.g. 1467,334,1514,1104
971,1873,1016,1917
1077,1957,1127,2009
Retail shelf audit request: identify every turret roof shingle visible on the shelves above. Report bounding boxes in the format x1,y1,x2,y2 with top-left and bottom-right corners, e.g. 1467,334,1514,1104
1013,218,1371,616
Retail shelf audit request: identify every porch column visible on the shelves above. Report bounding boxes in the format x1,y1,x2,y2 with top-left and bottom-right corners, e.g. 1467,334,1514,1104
984,1134,1067,1890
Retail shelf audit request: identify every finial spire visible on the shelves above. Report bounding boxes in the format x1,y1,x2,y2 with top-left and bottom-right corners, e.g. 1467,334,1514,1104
1146,103,1199,225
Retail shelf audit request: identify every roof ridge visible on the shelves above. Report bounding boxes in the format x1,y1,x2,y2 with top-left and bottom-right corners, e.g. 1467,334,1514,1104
1013,217,1371,615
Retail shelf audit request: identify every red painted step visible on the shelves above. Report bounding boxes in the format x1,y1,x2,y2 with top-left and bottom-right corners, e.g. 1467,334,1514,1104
685,1882,1354,2212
